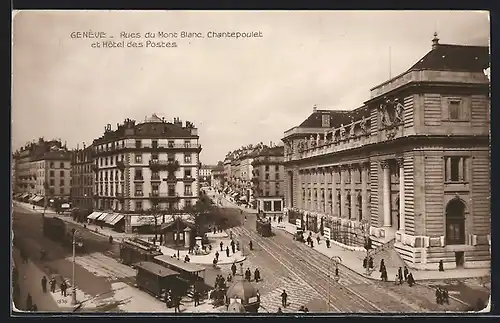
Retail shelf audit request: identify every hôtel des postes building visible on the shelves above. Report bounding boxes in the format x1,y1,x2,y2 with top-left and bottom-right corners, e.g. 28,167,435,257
282,35,490,270
91,114,202,233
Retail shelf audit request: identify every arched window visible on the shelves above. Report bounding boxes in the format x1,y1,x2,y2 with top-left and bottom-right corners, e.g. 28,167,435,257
346,192,351,219
446,198,466,245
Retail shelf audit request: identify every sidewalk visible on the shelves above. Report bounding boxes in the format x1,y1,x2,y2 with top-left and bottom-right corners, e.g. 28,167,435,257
270,217,490,282
208,191,259,214
12,248,75,312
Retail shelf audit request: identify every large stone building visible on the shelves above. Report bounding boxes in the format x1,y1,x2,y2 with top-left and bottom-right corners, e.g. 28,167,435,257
13,139,72,204
211,162,225,190
92,115,202,232
71,145,94,210
251,145,285,213
282,35,490,270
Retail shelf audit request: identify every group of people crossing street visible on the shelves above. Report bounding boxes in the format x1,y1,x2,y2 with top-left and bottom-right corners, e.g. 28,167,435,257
378,260,415,287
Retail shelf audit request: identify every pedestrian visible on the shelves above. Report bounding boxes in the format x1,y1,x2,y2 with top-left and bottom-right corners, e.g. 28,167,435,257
245,268,251,282
439,260,444,272
381,268,388,282
363,257,368,268
41,276,47,293
184,255,190,263
226,246,230,258
231,243,236,254
299,306,306,312
277,307,283,313
193,289,200,307
231,262,237,276
436,287,442,305
281,290,288,308
316,236,320,245
240,262,244,276
403,266,409,281
109,235,113,244
326,238,331,248
227,274,232,283
254,268,261,282
213,226,217,235
230,231,233,240
60,280,67,297
394,274,400,285
50,278,56,293
31,304,37,311
213,257,218,268
236,241,240,251
379,259,386,273
398,267,403,285
273,215,276,222
26,294,32,310
174,294,181,313
215,251,220,261
442,288,450,304
304,307,309,313
407,273,415,287
310,239,314,248
220,241,223,252
368,257,374,269
249,240,253,250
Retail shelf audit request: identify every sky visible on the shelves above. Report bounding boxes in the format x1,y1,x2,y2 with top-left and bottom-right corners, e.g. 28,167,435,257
12,10,489,164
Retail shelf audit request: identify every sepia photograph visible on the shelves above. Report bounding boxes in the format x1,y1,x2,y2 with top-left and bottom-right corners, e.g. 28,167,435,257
11,10,491,314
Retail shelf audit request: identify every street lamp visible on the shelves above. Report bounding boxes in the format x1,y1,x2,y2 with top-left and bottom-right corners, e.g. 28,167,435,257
71,229,80,305
327,255,342,312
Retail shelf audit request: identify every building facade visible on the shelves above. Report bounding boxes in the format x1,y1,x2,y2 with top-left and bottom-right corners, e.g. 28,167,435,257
283,36,490,270
13,139,72,203
211,163,225,189
92,115,202,232
199,165,214,186
71,145,95,210
251,146,285,213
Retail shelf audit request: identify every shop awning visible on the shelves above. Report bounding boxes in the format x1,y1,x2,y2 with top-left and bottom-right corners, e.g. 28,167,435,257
87,212,103,220
96,213,110,221
130,215,156,227
239,196,247,201
33,196,44,202
29,195,37,201
20,193,29,199
231,192,239,197
61,203,71,209
108,214,125,226
104,213,119,224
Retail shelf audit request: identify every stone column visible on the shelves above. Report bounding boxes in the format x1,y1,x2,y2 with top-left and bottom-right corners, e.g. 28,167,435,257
381,160,391,227
446,157,451,182
184,227,191,248
350,165,356,220
304,171,308,211
331,167,337,217
340,165,346,218
297,170,302,210
324,167,329,214
397,157,405,232
361,163,368,221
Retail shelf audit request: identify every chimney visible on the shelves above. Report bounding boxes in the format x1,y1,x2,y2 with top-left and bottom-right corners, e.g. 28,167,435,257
313,104,317,112
83,142,86,149
432,32,439,50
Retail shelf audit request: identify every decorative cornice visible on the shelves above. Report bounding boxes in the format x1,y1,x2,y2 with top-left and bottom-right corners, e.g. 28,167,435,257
396,157,404,168
380,160,390,169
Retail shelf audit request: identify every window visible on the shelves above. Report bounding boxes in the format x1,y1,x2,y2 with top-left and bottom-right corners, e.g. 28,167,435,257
50,170,54,177
265,190,269,197
185,169,192,178
135,140,142,148
168,140,175,148
151,153,159,161
449,100,461,120
275,165,279,171
50,179,55,186
184,140,190,148
445,156,467,182
275,173,280,180
135,201,143,210
152,184,159,195
274,200,282,212
105,157,108,166
151,171,160,180
265,173,269,180
168,184,176,196
168,153,175,161
185,200,192,209
265,165,269,171
135,169,143,180
50,162,54,168
110,186,113,196
322,114,331,127
135,154,142,164
115,156,119,164
184,184,192,196
60,162,64,168
184,154,192,163
100,158,103,166
446,199,466,245
60,179,64,186
264,201,272,211
152,140,158,149
134,184,143,196
60,188,64,195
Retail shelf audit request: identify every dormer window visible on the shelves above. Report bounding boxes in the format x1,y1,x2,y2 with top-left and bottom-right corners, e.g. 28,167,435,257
321,114,330,127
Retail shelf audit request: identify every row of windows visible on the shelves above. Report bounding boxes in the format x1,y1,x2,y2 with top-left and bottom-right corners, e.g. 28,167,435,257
262,200,282,212
95,183,194,196
264,165,281,172
71,187,93,197
95,139,195,152
133,199,193,211
31,161,69,169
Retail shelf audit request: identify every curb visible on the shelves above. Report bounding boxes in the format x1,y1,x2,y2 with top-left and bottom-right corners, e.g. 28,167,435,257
190,256,247,266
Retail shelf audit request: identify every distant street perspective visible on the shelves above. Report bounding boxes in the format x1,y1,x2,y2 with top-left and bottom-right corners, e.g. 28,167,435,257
12,11,490,314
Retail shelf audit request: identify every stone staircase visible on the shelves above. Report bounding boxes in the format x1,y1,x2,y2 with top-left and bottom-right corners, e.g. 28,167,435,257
368,238,407,272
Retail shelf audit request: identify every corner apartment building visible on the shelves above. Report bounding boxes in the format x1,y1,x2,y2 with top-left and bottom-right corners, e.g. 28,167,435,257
283,35,490,270
251,145,285,213
92,115,202,232
199,164,214,186
13,139,72,202
71,145,94,210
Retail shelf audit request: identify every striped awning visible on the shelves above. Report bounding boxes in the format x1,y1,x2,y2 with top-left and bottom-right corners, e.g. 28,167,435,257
109,214,124,226
96,213,110,221
100,213,115,222
130,215,155,227
104,213,120,224
29,195,38,201
87,212,103,220
33,196,44,202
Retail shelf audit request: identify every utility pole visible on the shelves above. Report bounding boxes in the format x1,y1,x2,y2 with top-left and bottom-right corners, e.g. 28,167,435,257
71,229,80,305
